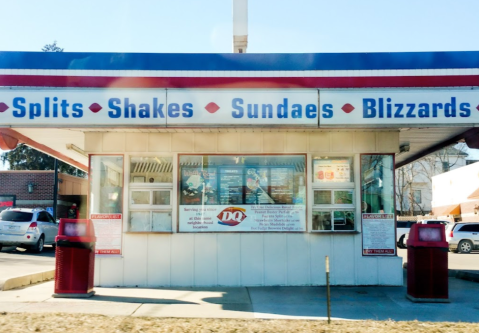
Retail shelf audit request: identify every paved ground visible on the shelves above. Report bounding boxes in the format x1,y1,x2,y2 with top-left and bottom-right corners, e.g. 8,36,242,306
0,246,55,290
397,248,479,270
0,275,479,322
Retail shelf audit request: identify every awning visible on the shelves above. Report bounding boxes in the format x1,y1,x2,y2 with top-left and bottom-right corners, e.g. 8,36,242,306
432,204,461,216
467,187,479,199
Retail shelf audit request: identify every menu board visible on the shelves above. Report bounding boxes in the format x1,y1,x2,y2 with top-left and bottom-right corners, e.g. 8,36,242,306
270,168,294,204
219,167,243,205
313,159,351,183
362,213,396,256
245,167,271,204
181,167,218,205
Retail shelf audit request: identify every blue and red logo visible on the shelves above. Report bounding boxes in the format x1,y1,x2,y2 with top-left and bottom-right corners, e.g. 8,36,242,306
217,207,247,226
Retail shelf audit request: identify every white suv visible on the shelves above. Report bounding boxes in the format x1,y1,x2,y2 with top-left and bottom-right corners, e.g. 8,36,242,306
446,222,479,254
0,208,59,253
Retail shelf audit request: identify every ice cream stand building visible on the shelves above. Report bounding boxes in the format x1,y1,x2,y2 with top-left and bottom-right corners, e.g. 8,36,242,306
1,50,479,287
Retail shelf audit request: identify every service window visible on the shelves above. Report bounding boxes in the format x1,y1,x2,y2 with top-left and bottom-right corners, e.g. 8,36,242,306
128,156,173,232
178,155,306,232
311,156,355,231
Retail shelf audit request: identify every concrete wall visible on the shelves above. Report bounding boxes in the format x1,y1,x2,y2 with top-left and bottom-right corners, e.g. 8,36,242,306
86,130,403,287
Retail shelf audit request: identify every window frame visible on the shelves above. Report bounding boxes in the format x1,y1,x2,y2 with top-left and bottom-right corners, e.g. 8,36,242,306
311,155,356,233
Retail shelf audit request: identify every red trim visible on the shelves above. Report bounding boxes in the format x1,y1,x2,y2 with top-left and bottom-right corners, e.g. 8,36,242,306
1,75,479,88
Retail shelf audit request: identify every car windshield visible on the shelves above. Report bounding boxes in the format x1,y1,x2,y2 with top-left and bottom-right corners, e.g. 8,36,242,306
0,211,33,222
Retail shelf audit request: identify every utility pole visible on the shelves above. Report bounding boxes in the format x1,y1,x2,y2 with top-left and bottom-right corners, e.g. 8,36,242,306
53,159,59,221
233,0,248,53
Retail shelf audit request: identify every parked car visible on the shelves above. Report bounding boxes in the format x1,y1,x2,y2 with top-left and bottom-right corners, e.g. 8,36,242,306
397,220,416,248
418,219,453,226
446,222,479,254
402,219,452,247
0,208,58,253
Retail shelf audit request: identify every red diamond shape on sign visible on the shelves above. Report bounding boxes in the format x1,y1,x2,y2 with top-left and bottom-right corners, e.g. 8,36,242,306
476,104,479,111
0,102,9,113
341,103,355,113
89,103,102,113
205,102,220,114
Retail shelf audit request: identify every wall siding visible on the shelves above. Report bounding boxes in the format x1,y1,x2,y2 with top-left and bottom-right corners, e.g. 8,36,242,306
88,130,403,287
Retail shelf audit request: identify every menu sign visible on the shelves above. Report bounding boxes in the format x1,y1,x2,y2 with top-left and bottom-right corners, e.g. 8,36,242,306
219,168,243,205
91,213,122,255
270,168,294,204
313,159,351,183
361,213,396,256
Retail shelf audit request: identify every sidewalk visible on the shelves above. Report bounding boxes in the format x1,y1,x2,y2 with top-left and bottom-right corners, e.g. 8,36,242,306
1,274,479,322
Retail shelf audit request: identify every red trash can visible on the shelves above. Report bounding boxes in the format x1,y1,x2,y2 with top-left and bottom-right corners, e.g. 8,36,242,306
406,223,449,303
53,218,96,298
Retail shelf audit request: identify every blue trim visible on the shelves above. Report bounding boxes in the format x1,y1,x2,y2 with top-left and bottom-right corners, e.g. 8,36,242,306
0,51,479,71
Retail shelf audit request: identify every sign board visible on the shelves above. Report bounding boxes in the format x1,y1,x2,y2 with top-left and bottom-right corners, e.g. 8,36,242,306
320,89,479,126
361,213,396,256
179,205,306,232
0,195,15,212
313,159,351,183
90,213,122,255
2,87,478,127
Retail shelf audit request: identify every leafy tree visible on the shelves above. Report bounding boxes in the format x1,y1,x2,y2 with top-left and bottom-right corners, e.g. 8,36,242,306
0,41,86,178
41,41,64,52
1,144,86,177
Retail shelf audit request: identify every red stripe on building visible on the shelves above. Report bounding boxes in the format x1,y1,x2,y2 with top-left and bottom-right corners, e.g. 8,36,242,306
1,75,479,88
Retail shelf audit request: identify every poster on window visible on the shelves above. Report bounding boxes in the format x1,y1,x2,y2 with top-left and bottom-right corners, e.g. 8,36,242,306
0,195,15,212
91,213,122,255
180,204,306,232
181,167,218,205
313,159,351,183
361,213,396,256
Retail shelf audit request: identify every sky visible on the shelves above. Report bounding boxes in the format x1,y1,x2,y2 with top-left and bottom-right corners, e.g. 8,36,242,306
1,0,479,169
0,0,478,54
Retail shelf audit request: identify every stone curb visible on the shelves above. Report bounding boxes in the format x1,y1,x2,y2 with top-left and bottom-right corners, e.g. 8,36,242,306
0,270,55,291
403,263,479,283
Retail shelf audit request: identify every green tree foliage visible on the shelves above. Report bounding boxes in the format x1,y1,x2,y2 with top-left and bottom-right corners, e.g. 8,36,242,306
41,41,64,52
0,41,86,178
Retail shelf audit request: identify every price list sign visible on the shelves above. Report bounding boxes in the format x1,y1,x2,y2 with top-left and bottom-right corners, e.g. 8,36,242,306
362,213,396,256
91,213,122,255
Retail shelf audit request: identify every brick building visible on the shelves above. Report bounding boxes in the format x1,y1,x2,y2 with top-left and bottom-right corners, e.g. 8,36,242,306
0,171,87,218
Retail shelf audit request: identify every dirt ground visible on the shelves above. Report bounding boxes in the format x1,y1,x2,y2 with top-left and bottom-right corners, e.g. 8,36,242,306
1,313,478,333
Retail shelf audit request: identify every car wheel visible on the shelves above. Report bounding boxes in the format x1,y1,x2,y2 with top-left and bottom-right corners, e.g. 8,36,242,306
458,240,473,254
33,236,45,253
398,235,406,249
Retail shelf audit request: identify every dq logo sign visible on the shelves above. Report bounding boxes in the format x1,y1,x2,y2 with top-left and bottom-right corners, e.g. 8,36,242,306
217,207,247,226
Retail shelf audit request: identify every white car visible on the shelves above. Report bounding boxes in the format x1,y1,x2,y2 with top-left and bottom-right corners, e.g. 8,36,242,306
446,222,479,254
397,220,416,248
0,208,59,253
402,219,452,247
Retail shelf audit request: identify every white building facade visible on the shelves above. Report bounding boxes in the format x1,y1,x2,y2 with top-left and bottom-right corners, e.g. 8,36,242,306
1,51,479,287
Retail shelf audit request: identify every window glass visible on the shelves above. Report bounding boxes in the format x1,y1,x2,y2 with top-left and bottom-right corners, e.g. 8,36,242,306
152,212,172,231
130,211,150,231
334,190,354,204
0,195,15,212
312,211,332,231
333,211,355,230
314,190,331,204
312,157,353,183
37,212,49,222
89,156,123,215
179,155,306,232
153,191,170,205
130,156,173,183
131,191,150,205
361,155,394,214
413,190,422,204
0,211,33,222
